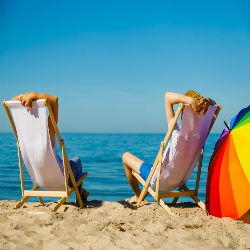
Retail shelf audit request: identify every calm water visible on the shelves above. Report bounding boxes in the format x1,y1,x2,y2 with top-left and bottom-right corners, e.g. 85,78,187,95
0,133,220,203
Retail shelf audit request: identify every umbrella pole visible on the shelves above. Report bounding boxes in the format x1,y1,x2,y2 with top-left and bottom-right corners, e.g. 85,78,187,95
224,121,231,131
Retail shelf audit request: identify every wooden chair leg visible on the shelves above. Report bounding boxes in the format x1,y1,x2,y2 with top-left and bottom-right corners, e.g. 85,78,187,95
38,197,45,206
53,196,68,212
73,172,88,209
53,188,80,212
53,186,75,212
159,199,175,215
171,187,182,205
172,197,179,205
181,185,205,210
15,196,31,209
15,186,40,209
137,190,149,207
53,190,81,212
53,172,88,212
131,171,150,207
74,188,83,208
190,195,205,210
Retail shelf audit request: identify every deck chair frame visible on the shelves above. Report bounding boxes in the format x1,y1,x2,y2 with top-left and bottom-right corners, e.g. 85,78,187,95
132,103,221,215
3,99,88,212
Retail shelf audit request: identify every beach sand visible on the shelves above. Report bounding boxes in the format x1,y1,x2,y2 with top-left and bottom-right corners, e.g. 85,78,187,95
0,200,249,250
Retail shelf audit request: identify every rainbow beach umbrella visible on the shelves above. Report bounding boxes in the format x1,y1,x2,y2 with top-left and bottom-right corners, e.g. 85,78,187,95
206,105,250,219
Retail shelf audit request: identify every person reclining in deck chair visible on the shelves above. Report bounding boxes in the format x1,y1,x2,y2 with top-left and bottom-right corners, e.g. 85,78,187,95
122,90,216,203
12,92,89,202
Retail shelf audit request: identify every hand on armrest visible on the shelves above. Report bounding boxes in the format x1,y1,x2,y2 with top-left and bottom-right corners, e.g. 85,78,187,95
11,92,59,147
12,92,58,121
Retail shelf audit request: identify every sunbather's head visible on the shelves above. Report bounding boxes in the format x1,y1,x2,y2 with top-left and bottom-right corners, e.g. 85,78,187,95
184,90,216,116
184,90,201,99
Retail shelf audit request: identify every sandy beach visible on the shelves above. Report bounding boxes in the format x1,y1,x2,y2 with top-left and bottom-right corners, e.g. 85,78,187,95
0,200,249,250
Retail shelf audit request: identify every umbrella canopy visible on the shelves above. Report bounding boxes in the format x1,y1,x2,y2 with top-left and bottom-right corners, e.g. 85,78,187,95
206,105,250,219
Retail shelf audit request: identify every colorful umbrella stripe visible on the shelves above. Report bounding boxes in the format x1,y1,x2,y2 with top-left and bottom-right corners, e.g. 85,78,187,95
206,105,250,219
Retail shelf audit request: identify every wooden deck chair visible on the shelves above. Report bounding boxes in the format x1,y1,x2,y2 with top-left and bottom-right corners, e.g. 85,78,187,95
3,99,88,212
132,103,221,215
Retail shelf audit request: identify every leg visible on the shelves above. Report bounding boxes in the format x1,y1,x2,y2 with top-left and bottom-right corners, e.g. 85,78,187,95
122,152,143,202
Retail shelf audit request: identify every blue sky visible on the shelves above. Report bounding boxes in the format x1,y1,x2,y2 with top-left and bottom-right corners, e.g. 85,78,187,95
0,0,249,133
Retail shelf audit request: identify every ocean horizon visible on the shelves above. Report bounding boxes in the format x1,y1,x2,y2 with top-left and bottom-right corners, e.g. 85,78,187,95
0,132,221,203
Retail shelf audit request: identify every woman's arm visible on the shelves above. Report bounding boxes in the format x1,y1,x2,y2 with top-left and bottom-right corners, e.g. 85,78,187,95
165,92,205,124
12,94,25,101
12,92,58,147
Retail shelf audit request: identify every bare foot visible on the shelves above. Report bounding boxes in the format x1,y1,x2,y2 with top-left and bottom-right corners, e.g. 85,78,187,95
128,195,138,204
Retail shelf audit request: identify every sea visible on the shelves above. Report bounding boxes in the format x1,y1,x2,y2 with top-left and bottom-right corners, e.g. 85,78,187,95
0,133,220,203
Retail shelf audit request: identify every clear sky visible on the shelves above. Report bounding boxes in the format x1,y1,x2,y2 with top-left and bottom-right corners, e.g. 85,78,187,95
0,0,249,133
